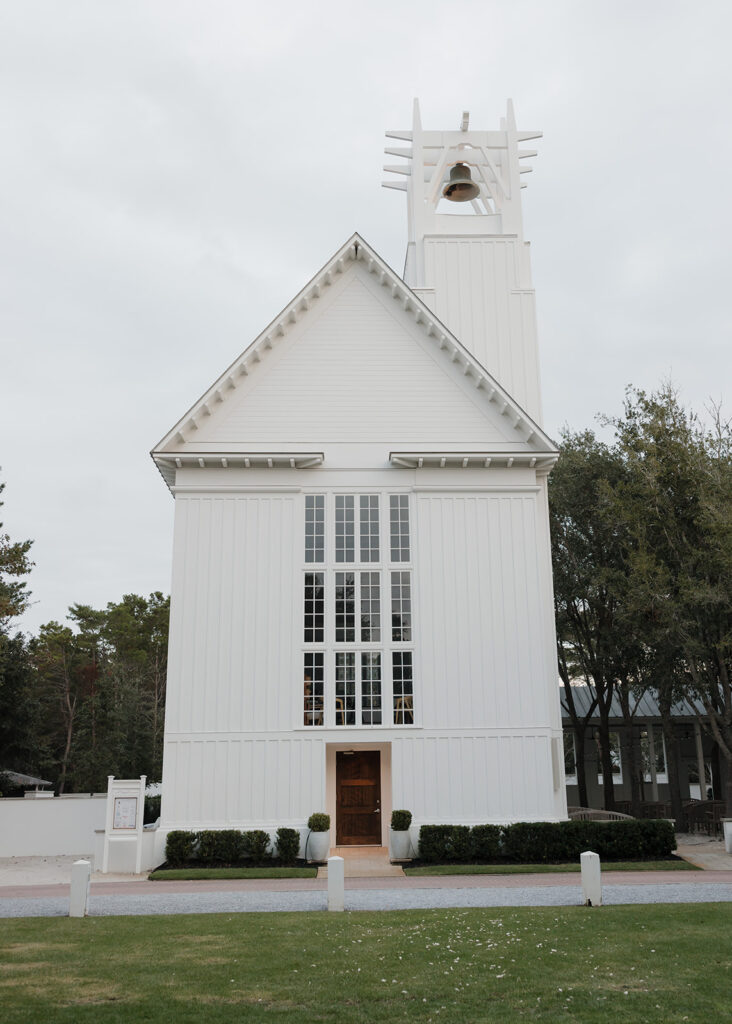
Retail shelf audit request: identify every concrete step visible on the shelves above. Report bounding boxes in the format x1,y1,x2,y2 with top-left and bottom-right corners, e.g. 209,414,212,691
317,846,405,879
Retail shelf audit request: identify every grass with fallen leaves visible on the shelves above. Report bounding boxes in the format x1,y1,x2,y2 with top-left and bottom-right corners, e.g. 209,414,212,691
404,859,697,875
149,866,317,881
1,905,730,1022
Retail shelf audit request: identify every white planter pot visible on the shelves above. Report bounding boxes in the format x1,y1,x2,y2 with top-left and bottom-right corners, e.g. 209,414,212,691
389,829,412,861
306,831,331,863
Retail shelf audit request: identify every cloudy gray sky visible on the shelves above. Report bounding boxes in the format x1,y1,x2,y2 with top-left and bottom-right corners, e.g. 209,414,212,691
2,0,731,634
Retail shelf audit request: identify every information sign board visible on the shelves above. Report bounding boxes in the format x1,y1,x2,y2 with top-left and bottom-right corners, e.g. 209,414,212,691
113,796,138,830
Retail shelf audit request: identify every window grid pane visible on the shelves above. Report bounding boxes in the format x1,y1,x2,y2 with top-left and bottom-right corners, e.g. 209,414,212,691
640,729,667,779
391,571,412,641
335,652,356,726
304,653,324,727
359,495,380,562
304,573,324,643
393,651,414,724
563,732,576,776
302,494,415,729
389,495,410,562
305,495,325,563
597,731,622,781
361,652,382,725
335,495,355,563
335,572,355,642
360,571,381,642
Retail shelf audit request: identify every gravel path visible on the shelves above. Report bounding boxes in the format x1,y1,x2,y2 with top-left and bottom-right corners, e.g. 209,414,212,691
2,880,731,918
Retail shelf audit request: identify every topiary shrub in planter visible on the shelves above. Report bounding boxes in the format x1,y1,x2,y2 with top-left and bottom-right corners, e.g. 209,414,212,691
391,809,412,831
276,827,301,866
243,830,272,863
308,813,330,832
390,810,413,860
306,813,331,863
166,830,197,867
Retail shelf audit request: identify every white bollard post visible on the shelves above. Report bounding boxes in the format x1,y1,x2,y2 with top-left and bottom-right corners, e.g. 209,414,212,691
722,819,732,854
580,850,602,907
69,859,92,918
327,855,344,912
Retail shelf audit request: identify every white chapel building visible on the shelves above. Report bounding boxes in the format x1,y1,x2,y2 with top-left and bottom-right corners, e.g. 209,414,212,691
152,101,566,852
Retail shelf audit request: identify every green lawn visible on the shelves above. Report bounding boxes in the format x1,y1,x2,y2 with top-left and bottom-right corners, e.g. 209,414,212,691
404,859,698,876
149,866,317,881
1,906,730,1022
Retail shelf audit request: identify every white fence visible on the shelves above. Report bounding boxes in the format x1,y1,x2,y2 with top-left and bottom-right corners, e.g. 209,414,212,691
0,795,107,857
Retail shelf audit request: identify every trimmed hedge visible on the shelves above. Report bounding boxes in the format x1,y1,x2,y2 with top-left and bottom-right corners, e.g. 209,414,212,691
165,828,285,868
418,819,675,864
419,825,472,862
276,827,301,866
244,830,272,862
500,820,675,863
470,824,502,861
195,829,245,865
166,830,197,868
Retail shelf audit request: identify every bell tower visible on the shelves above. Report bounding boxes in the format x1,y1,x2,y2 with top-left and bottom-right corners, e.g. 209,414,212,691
383,100,544,424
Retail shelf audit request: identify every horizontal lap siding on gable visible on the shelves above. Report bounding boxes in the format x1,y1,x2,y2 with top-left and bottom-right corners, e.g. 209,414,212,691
191,272,510,447
414,492,550,730
165,493,298,736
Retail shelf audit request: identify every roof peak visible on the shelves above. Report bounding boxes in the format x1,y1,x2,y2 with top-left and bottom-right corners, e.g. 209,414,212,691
152,233,555,475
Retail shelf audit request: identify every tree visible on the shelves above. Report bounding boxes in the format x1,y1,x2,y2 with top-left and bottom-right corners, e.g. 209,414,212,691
0,476,36,776
30,593,170,792
0,478,33,626
610,386,732,814
0,632,39,774
31,622,88,793
549,430,636,810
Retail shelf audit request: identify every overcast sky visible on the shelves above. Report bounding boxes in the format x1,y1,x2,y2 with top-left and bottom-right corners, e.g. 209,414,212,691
2,0,731,635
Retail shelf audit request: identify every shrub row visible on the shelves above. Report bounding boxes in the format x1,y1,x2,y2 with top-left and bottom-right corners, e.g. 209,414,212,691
418,819,675,864
166,827,301,868
144,795,161,824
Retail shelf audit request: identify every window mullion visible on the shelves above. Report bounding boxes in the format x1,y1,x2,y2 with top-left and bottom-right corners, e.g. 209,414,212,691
385,646,394,729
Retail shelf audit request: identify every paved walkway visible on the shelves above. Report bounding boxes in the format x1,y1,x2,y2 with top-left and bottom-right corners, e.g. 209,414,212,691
2,837,731,919
2,867,732,918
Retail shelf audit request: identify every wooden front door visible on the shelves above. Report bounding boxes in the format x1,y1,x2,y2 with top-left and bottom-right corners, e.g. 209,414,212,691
336,751,381,845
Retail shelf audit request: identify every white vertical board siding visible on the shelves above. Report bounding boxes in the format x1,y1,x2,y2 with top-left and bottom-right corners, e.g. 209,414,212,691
391,734,554,823
165,492,297,735
162,736,325,827
424,238,542,423
415,492,550,731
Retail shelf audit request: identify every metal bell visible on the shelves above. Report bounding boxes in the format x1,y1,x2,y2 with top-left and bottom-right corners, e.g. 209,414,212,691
442,162,480,202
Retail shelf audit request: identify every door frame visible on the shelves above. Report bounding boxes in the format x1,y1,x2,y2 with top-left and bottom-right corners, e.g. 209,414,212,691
325,742,392,847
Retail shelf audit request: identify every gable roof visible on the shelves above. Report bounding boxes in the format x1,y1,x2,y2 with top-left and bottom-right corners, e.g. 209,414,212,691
152,233,557,486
